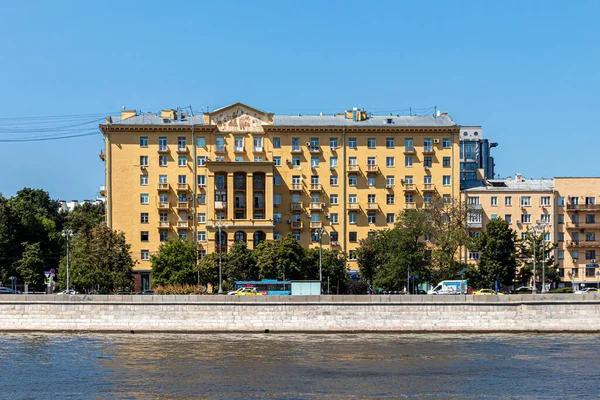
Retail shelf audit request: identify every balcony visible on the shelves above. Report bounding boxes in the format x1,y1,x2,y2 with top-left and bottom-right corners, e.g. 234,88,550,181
253,146,264,153
367,203,378,210
567,204,600,211
157,202,170,210
158,221,169,229
176,202,189,210
331,241,340,247
403,184,416,192
291,221,303,230
347,165,359,172
158,146,169,153
99,185,106,196
309,146,322,154
291,147,302,154
177,183,189,192
177,221,189,229
176,146,188,153
567,240,600,248
234,146,245,153
310,183,322,192
310,202,324,211
423,146,434,154
386,183,395,189
215,145,226,153
310,221,323,229
468,221,483,229
290,183,303,192
403,146,415,154
405,202,416,210
469,204,483,210
366,164,378,173
347,203,360,210
214,201,227,210
99,150,105,161
422,183,435,192
158,183,169,191
291,202,303,211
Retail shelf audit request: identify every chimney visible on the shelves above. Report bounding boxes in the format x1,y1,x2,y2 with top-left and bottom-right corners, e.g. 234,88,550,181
161,109,177,120
121,110,137,120
515,173,523,182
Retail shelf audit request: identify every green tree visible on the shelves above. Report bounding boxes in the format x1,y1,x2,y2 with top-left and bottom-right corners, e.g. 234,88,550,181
255,234,306,280
320,249,349,294
223,241,258,283
475,218,519,288
0,195,19,283
151,238,198,286
57,225,134,293
16,242,46,287
64,202,105,236
518,229,559,289
197,252,220,289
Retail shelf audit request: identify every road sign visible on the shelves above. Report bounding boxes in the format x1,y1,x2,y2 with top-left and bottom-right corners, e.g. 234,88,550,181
409,275,420,279
49,269,55,275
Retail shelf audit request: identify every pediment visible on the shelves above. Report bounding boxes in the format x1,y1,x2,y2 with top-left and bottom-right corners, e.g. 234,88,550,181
205,102,273,132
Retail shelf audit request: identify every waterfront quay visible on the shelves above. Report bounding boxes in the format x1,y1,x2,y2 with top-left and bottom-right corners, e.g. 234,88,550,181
1,294,599,333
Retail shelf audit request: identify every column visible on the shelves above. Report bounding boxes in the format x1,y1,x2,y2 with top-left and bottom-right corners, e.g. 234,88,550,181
247,172,254,220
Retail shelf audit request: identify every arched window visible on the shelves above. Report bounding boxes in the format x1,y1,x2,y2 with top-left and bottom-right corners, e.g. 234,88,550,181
234,231,246,243
253,231,266,247
216,231,227,247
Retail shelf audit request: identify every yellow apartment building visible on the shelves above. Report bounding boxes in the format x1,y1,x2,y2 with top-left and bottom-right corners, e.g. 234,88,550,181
555,177,600,290
463,174,554,264
99,103,460,289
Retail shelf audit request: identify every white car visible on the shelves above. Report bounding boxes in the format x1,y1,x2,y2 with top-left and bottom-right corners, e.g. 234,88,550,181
57,289,78,295
227,288,244,295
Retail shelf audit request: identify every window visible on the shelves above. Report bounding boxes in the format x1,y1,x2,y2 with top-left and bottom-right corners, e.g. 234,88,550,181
197,194,206,204
386,157,395,167
541,196,551,206
386,138,395,148
177,137,186,151
197,156,206,166
140,194,149,204
178,156,187,166
292,156,300,167
405,194,413,204
468,196,480,205
424,176,432,185
368,175,376,187
311,156,319,168
387,194,395,205
558,197,565,206
160,231,168,242
330,232,339,243
387,213,395,223
198,213,206,223
274,194,282,206
521,214,531,223
586,214,596,224
367,138,376,148
197,175,206,187
293,232,301,242
405,138,413,150
586,250,596,260
159,194,168,204
368,194,376,203
274,175,282,186
586,197,596,205
558,214,565,224
349,194,357,203
558,250,565,260
349,232,358,242
368,214,376,224
443,157,450,168
571,197,579,206
292,137,300,151
140,136,148,147
140,175,148,186
177,175,186,184
571,268,579,278
521,196,531,206
274,232,282,240
424,193,432,203
140,156,148,167
521,233,527,240
386,176,394,187
273,156,281,166
330,194,338,205
330,157,338,168
469,251,480,260
424,157,432,168
558,232,564,242
292,175,301,185
254,137,263,152
234,137,244,152
405,156,413,167
330,213,338,224
490,196,498,206
159,155,167,166
254,156,263,162
273,137,281,148
141,250,150,261
443,176,451,186
348,175,357,186
330,175,338,186
349,250,356,260
505,196,512,206
491,214,498,220
505,215,512,224
198,231,206,242
443,194,451,203
141,213,149,223
572,249,578,259
197,137,205,147
541,214,551,223
348,137,357,149
442,138,451,148
405,175,414,185
178,231,187,240
586,232,596,242
140,231,149,242
349,157,357,166
586,267,596,278
330,137,338,149
349,212,357,224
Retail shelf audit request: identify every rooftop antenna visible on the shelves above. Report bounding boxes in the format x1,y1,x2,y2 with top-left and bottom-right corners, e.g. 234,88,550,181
409,107,412,116
122,105,126,110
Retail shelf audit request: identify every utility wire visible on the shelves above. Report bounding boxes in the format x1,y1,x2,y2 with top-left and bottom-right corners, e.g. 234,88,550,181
0,131,100,142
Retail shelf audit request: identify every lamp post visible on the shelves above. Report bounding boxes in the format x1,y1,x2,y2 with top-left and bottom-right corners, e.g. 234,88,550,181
314,228,326,290
530,221,544,295
540,222,552,294
61,229,73,293
212,220,228,294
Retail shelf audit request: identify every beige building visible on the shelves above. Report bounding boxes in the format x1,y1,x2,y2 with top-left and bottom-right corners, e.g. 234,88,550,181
99,103,461,289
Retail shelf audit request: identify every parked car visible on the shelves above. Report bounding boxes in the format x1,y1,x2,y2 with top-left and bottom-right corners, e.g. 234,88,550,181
228,288,244,295
514,286,533,294
575,288,599,294
233,288,263,296
56,289,78,295
138,290,155,295
474,289,504,295
0,287,20,294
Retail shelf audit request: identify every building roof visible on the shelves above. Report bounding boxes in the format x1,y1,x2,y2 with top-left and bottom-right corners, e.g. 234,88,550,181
106,114,205,125
465,177,554,192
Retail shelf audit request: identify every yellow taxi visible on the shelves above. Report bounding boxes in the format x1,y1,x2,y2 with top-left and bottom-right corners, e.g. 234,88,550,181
233,288,264,296
473,289,504,295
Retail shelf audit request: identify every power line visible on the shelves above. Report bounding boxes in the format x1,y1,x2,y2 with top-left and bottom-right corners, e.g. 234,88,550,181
0,131,100,142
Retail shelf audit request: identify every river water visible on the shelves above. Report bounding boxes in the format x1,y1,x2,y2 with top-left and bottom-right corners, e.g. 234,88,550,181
1,332,599,399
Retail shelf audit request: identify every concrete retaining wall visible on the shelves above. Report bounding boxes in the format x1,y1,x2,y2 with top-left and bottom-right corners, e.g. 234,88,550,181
1,294,599,332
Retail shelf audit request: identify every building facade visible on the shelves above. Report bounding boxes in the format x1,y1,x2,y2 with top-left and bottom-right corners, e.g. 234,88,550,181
99,103,460,288
459,126,497,187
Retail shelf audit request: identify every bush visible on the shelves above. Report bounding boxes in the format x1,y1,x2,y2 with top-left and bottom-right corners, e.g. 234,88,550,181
552,287,574,293
347,279,370,294
154,284,207,295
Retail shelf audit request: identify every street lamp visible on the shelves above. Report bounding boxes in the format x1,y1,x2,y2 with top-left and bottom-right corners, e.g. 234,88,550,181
314,228,327,289
212,220,228,294
540,222,552,293
61,229,73,293
530,221,544,295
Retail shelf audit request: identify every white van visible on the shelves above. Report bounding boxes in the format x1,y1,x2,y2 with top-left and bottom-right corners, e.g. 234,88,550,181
427,280,468,295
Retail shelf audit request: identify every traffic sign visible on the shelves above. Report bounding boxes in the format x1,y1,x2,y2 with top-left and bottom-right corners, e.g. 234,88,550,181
49,269,55,275
44,271,51,278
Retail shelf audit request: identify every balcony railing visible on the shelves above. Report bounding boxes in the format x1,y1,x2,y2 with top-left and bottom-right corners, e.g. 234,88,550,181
310,184,322,191
367,202,378,210
567,222,600,230
347,203,360,210
215,145,226,153
422,183,434,192
177,146,188,153
177,183,188,192
291,202,303,211
158,183,169,191
567,204,600,211
234,146,245,153
291,221,303,230
310,202,323,211
253,146,264,153
290,183,302,191
403,146,415,154
423,146,434,154
158,146,169,153
347,164,359,172
309,146,322,154
176,202,189,210
310,221,323,229
158,221,169,229
291,146,302,154
157,202,170,210
403,184,416,191
405,202,416,209
366,164,378,173
567,240,600,248
214,201,227,210
468,221,483,228
177,221,189,229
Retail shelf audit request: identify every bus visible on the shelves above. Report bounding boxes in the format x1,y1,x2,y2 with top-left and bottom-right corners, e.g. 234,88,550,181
233,280,291,295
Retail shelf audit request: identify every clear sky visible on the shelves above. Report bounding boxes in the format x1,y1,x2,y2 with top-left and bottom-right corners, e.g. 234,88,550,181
1,0,598,200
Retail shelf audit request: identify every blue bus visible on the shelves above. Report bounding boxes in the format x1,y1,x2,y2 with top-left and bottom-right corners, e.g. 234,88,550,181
233,280,291,295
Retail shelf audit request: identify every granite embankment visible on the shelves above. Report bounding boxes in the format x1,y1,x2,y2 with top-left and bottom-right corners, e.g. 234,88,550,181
1,294,599,332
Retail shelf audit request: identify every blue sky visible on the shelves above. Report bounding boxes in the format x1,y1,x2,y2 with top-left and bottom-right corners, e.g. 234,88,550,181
1,0,598,200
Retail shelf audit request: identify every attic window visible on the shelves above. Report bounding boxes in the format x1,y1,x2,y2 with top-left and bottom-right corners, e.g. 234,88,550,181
163,118,171,123
386,118,393,124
